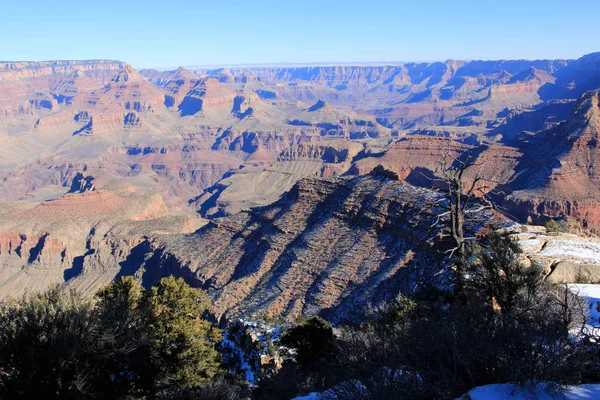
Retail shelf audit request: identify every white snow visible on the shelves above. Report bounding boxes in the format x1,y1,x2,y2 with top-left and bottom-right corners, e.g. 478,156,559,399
295,383,600,400
518,238,544,252
293,393,322,400
569,284,600,327
220,334,256,385
519,239,543,246
463,383,600,400
538,240,600,263
569,284,600,300
221,318,289,387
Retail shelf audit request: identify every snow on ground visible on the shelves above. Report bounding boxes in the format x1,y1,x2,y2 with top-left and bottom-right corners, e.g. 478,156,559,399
294,383,600,399
538,240,600,263
223,318,288,386
519,239,543,246
293,393,321,400
569,284,600,300
463,383,600,400
569,284,600,327
220,333,256,385
518,238,544,252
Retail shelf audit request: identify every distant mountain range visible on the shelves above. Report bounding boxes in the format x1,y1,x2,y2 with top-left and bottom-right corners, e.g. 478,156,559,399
1,53,600,320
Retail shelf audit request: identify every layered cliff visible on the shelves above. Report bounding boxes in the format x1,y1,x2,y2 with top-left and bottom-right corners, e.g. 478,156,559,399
198,59,569,88
0,187,198,298
192,56,593,134
137,175,503,323
2,55,600,313
349,90,600,232
499,89,600,230
193,141,363,217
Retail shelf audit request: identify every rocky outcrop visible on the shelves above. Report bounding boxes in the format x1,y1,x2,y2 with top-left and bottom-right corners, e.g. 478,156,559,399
515,226,600,284
347,90,600,232
98,66,164,112
68,172,95,193
194,141,363,217
0,189,197,299
123,112,142,129
498,90,600,231
277,141,362,163
139,176,503,323
491,100,574,141
178,78,237,116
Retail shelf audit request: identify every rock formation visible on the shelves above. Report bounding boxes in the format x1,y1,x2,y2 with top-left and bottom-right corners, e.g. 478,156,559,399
2,54,600,322
0,186,198,298
131,175,503,323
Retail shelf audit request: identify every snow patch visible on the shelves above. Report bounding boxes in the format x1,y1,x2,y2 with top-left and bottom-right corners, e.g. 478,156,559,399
569,284,600,327
518,238,544,252
463,383,600,400
519,239,543,246
295,383,600,400
293,393,322,400
220,334,256,385
538,240,600,263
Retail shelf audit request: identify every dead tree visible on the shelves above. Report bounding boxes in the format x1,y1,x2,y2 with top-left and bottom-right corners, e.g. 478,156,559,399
432,148,496,298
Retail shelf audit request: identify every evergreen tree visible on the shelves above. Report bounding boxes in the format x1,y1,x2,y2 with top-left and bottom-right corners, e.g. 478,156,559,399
142,276,223,392
92,276,148,397
0,276,227,399
0,286,96,398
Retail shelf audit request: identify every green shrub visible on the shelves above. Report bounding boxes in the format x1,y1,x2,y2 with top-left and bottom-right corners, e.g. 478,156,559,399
142,276,223,390
545,219,568,233
0,276,226,399
0,287,95,399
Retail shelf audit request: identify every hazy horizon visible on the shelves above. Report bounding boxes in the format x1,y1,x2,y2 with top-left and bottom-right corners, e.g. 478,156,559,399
2,52,598,71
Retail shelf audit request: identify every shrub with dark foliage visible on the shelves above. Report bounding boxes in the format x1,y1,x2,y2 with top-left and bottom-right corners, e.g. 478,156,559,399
254,317,335,399
256,233,596,400
0,276,233,399
280,316,334,370
0,287,96,398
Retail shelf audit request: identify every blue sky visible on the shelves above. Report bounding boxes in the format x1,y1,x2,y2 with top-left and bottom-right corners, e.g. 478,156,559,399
0,0,598,68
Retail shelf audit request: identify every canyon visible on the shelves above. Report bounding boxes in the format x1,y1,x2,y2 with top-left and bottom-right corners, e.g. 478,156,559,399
2,54,600,320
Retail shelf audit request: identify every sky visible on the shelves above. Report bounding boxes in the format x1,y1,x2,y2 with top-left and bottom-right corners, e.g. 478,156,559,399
0,0,598,69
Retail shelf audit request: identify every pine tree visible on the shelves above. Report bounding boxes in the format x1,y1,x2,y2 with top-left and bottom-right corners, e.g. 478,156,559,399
142,276,224,391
